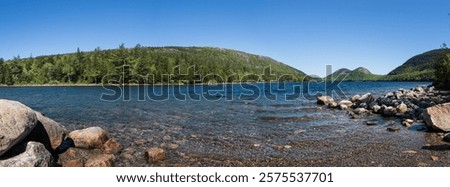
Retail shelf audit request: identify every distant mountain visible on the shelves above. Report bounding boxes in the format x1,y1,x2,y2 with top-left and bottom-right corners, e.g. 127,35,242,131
0,46,309,85
385,49,450,81
325,67,383,81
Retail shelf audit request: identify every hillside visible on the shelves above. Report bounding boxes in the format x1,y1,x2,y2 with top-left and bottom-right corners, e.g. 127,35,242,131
325,67,383,81
0,46,309,85
385,49,450,81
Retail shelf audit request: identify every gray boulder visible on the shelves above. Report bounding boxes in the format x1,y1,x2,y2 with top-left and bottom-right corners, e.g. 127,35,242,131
382,106,396,117
339,100,353,107
317,96,334,105
358,93,373,104
350,95,361,103
396,103,408,113
354,108,367,114
372,105,381,113
0,100,38,156
0,141,54,167
424,103,450,132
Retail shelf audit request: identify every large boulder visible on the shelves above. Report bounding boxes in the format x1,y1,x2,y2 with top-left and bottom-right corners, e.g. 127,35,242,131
0,141,54,167
350,95,361,103
0,100,38,156
357,93,373,104
25,112,67,153
68,127,108,149
35,112,67,150
317,96,334,105
424,103,450,132
338,100,353,110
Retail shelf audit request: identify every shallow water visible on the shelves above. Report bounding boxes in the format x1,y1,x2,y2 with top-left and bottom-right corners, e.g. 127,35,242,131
3,81,449,166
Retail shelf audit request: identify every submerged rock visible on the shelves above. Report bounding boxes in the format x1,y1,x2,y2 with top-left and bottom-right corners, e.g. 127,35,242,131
0,141,54,167
387,126,400,132
102,138,122,154
145,147,166,163
0,99,38,157
423,103,450,132
85,154,115,167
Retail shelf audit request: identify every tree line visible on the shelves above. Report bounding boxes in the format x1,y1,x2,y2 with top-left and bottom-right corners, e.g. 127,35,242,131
0,45,308,85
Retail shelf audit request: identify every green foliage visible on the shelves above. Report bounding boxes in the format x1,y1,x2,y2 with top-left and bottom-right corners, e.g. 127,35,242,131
434,54,450,90
0,46,308,85
386,49,450,81
324,67,383,81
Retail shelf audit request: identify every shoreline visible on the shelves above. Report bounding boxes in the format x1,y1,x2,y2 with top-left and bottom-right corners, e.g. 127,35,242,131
0,80,433,87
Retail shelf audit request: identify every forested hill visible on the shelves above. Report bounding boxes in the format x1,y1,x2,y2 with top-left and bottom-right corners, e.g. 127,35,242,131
324,67,383,81
0,46,309,85
385,49,450,81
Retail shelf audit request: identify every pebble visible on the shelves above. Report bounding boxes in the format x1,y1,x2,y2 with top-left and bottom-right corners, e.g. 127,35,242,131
402,150,417,154
366,121,377,126
431,156,439,161
163,135,172,141
284,145,292,149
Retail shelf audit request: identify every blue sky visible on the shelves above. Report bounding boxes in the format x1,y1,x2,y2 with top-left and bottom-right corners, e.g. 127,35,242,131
0,0,449,76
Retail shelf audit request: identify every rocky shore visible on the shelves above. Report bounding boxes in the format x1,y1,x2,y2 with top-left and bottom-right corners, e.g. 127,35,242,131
318,85,450,138
0,99,167,167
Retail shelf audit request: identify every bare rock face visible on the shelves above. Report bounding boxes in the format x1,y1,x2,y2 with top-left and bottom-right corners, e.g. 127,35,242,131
145,147,166,163
0,100,38,156
0,141,54,167
68,127,109,149
424,103,450,132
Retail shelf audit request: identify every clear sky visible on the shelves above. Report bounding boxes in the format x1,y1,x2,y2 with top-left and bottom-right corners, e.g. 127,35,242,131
0,0,449,76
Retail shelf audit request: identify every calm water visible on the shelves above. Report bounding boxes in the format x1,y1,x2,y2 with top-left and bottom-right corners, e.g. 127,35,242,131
0,82,439,166
0,82,431,126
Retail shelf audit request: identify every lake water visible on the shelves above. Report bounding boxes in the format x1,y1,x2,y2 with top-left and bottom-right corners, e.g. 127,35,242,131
2,81,445,166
